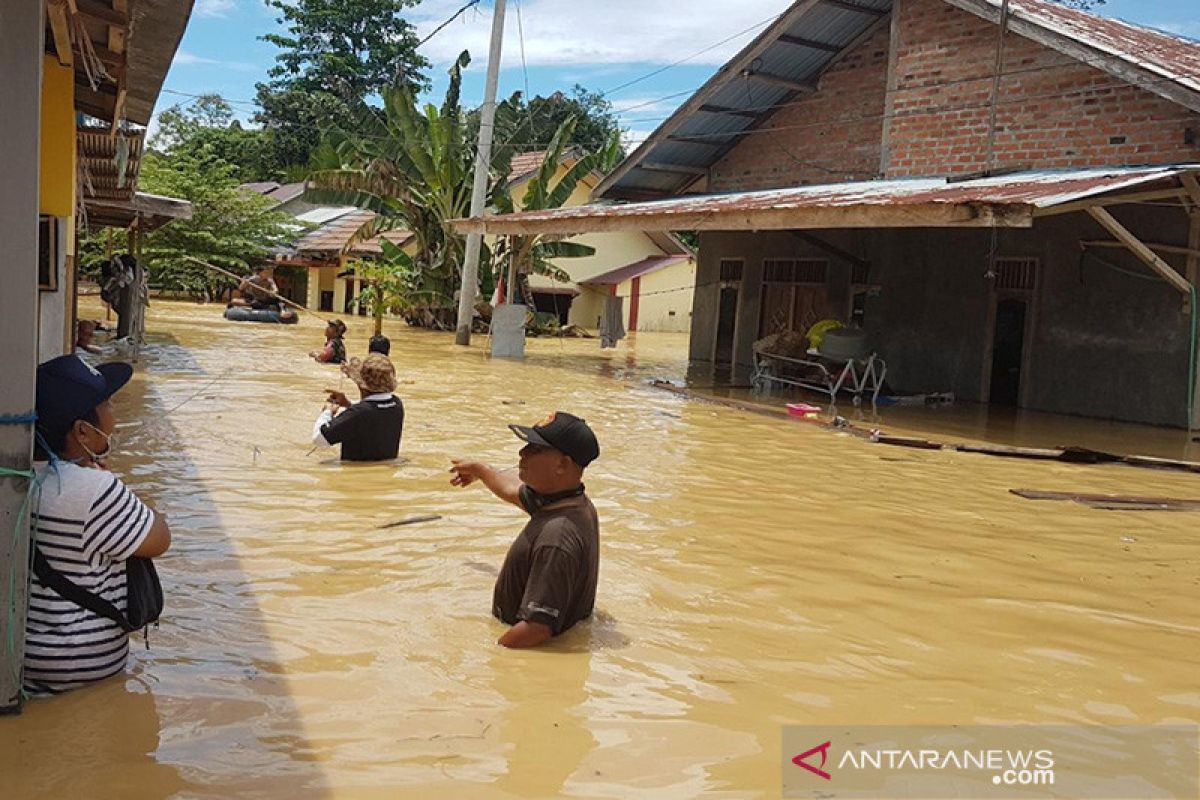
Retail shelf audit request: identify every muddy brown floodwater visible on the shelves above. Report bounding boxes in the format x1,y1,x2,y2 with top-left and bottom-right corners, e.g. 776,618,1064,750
2,300,1199,798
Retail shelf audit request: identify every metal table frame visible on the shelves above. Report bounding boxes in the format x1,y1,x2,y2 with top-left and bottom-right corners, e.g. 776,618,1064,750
751,350,887,405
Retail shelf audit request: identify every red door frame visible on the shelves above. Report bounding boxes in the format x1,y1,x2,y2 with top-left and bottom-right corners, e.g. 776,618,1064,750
628,276,641,332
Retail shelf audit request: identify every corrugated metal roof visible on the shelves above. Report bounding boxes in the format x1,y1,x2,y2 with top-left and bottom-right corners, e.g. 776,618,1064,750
267,182,307,204
965,0,1200,96
294,206,359,225
292,209,413,257
597,0,893,199
581,256,692,286
599,0,1200,200
459,166,1198,235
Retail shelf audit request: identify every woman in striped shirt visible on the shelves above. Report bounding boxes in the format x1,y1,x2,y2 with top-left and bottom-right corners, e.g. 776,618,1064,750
25,355,171,695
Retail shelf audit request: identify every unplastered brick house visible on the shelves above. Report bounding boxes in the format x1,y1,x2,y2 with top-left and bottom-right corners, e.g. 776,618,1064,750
465,0,1200,427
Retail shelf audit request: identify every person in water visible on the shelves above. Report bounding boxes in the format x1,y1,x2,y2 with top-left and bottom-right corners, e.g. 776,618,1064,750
234,265,280,310
368,334,391,356
449,412,600,649
25,355,172,695
310,319,347,364
311,353,404,461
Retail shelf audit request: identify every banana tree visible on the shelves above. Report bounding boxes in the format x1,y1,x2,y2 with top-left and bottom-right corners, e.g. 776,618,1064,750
303,51,514,316
491,117,621,307
350,239,448,336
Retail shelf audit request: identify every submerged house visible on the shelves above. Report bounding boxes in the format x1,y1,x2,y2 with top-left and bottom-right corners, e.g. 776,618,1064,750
507,149,697,333
458,0,1200,428
268,151,696,331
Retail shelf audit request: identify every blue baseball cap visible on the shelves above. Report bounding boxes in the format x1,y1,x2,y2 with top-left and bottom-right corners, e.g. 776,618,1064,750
36,355,133,444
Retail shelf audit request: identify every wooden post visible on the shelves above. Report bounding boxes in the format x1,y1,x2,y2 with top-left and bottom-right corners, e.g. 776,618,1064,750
1086,207,1192,294
0,0,44,714
1189,209,1200,429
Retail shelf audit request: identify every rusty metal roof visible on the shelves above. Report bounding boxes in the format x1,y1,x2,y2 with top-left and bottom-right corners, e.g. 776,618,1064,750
598,0,1200,201
949,0,1200,102
458,166,1199,235
291,209,413,258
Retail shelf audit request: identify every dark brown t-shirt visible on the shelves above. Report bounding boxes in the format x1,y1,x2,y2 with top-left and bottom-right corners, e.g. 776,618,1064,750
492,487,599,635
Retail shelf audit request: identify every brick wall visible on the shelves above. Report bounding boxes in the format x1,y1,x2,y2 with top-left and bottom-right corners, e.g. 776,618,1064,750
709,24,890,192
885,0,1200,176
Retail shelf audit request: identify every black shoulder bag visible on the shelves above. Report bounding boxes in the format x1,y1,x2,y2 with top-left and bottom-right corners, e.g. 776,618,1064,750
33,548,163,637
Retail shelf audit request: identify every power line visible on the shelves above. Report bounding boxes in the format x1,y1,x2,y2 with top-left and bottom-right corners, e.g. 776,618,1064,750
417,0,483,47
599,10,787,98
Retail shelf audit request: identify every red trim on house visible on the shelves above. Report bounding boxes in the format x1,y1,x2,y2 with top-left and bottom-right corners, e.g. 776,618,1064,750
629,276,641,332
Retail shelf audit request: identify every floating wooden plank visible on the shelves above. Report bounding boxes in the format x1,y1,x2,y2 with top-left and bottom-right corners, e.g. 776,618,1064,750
378,514,443,530
955,443,1063,459
1122,454,1200,473
1011,489,1200,511
1057,446,1124,464
873,434,943,450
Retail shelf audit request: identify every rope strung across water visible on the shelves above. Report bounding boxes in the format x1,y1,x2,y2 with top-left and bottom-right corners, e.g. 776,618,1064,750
0,411,37,700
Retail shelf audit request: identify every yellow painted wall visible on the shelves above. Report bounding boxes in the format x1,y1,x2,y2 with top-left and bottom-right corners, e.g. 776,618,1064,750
508,160,697,332
621,260,696,333
39,55,75,217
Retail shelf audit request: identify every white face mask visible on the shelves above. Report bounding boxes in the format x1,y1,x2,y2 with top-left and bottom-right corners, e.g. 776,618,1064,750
78,420,117,462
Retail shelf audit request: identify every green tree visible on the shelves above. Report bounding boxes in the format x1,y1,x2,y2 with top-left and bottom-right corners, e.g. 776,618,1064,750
305,51,508,326
483,85,624,160
350,240,447,335
152,94,278,182
492,117,620,310
136,150,296,300
255,0,430,172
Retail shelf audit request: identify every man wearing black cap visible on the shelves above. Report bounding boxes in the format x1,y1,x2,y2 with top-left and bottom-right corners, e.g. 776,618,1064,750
25,355,171,695
450,412,600,649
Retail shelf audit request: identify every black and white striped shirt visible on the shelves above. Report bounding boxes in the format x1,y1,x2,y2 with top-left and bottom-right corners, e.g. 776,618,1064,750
24,462,154,695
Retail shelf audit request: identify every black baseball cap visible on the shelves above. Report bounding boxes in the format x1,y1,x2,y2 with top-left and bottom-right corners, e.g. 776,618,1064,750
509,411,600,468
36,355,133,444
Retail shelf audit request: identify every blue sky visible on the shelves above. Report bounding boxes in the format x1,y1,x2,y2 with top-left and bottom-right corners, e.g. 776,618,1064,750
166,0,1200,147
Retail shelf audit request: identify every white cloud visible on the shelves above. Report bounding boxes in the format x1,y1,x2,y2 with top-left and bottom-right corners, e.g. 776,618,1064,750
610,96,675,114
412,0,790,68
172,50,262,73
196,0,237,17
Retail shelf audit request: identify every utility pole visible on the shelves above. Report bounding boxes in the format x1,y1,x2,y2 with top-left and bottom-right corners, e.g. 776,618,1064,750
455,0,507,346
0,0,44,714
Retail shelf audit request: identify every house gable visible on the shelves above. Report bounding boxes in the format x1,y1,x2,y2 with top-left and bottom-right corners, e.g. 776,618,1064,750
885,0,1200,177
710,22,891,192
602,0,1200,198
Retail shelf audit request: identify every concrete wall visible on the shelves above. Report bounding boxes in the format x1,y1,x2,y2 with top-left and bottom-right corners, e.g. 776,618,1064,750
694,210,1195,426
692,230,855,369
